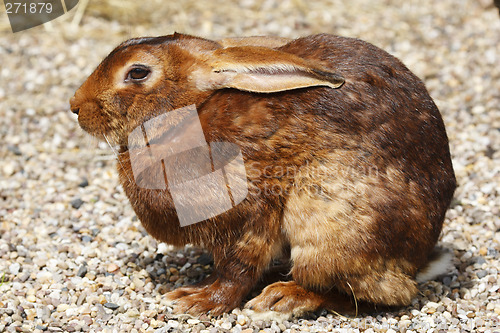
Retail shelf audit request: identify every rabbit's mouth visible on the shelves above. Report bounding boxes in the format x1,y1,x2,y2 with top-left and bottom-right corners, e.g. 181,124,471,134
77,116,122,144
71,93,124,142
73,104,129,146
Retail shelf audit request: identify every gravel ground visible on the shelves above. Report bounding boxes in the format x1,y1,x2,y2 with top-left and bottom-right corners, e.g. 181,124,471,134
1,0,499,332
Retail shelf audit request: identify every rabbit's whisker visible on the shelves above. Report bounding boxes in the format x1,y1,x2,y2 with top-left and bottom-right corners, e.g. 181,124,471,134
104,134,134,186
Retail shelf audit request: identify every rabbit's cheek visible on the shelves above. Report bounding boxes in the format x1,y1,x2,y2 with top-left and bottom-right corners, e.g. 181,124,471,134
112,92,136,117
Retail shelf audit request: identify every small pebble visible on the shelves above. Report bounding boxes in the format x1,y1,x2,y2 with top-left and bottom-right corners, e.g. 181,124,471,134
57,304,70,312
237,314,248,326
167,320,179,329
70,198,84,209
78,178,89,187
126,308,140,317
9,262,21,275
476,270,488,279
81,235,92,243
103,302,119,310
7,144,22,156
220,322,232,330
76,265,87,278
107,263,120,273
82,315,92,325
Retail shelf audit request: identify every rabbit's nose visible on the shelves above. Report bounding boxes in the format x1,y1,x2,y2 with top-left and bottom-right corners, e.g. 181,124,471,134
69,96,80,115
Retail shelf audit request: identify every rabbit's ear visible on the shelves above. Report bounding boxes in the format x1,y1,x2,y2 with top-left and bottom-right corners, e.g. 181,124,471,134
193,46,344,93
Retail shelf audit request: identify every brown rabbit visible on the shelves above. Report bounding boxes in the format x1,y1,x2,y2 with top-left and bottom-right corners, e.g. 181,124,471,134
70,33,456,317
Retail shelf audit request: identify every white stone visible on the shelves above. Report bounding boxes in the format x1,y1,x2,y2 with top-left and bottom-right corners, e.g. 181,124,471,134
9,263,20,275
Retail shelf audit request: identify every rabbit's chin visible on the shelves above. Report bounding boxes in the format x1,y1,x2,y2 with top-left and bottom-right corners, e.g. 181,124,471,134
82,129,125,149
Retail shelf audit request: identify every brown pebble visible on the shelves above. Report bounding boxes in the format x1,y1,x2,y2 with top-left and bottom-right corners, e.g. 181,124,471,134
107,263,119,273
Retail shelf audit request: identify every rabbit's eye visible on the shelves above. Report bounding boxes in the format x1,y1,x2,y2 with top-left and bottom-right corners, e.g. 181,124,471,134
126,66,151,82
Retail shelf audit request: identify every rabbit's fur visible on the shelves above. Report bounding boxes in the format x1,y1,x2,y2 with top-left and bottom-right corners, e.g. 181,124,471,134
70,33,456,316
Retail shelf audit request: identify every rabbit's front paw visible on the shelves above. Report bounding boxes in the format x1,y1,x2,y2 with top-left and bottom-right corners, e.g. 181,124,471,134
165,277,246,316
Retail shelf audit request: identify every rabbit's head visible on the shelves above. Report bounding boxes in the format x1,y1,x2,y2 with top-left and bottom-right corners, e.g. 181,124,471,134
70,33,344,146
